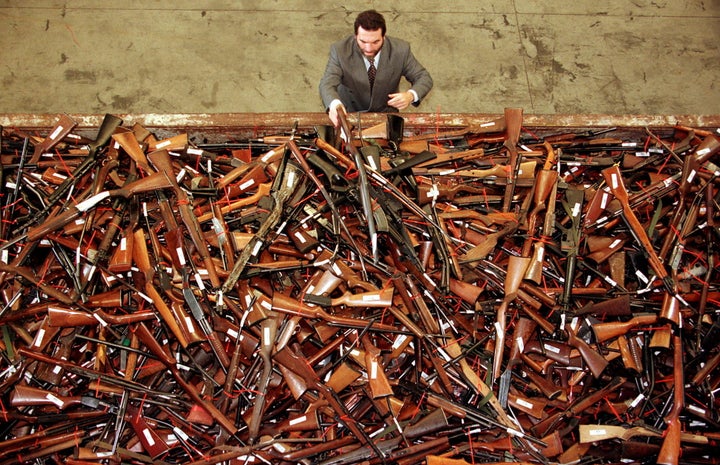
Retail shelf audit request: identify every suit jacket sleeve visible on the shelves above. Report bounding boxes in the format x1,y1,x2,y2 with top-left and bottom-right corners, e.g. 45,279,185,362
319,40,345,111
398,40,433,106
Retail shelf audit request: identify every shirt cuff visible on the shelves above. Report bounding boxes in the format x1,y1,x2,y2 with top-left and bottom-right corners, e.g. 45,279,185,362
408,90,419,102
329,99,343,111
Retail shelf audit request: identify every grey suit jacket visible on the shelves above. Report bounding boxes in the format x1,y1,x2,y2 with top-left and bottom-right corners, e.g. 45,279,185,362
319,35,433,113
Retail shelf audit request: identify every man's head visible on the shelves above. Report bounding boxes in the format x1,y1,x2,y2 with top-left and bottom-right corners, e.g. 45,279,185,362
354,10,385,59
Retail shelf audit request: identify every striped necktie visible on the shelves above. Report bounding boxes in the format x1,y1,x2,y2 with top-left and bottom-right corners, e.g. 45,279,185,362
368,59,376,90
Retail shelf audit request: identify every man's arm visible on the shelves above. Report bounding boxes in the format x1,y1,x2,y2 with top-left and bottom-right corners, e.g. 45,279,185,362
319,43,344,111
401,43,433,106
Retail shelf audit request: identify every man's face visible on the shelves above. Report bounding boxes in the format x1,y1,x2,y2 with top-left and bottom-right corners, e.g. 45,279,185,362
355,26,384,59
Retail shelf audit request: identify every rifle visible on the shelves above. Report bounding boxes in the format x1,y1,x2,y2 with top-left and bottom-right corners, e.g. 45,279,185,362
303,287,395,308
222,146,304,292
493,255,530,382
46,306,156,327
591,313,658,343
0,170,174,252
502,107,523,212
337,108,378,261
579,423,710,445
657,330,686,465
531,376,625,437
601,165,677,295
14,113,122,233
271,292,396,333
147,149,221,288
132,322,239,437
414,160,537,180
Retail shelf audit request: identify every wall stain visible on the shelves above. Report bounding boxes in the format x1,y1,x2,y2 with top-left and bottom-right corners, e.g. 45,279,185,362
201,82,219,108
65,69,96,84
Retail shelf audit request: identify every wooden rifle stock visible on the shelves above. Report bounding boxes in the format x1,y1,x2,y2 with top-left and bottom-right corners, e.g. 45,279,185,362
46,306,156,327
132,323,239,436
303,287,394,308
147,149,221,288
575,294,632,316
523,338,573,366
591,313,658,343
501,107,523,212
29,114,78,164
602,165,675,293
565,326,609,378
271,292,396,332
112,129,153,173
657,331,685,465
531,376,625,437
10,384,83,410
361,334,394,398
493,255,530,380
580,423,709,445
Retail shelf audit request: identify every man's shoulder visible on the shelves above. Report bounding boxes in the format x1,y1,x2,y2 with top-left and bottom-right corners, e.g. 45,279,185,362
383,36,411,54
331,35,357,51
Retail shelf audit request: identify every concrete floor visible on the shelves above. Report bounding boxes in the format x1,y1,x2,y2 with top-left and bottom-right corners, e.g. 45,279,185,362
0,1,719,117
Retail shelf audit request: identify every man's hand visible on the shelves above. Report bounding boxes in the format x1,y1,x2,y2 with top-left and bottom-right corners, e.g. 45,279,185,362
328,100,345,127
388,91,414,110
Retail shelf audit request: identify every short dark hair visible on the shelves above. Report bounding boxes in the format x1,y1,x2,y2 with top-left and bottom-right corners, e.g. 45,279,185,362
354,10,386,36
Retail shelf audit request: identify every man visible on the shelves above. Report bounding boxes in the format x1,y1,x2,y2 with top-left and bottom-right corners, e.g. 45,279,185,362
319,9,433,126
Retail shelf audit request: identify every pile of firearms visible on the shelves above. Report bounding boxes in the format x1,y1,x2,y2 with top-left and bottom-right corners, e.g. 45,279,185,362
0,109,718,465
